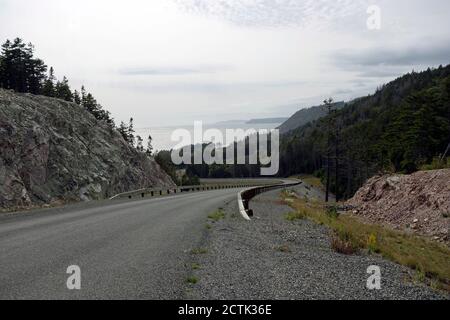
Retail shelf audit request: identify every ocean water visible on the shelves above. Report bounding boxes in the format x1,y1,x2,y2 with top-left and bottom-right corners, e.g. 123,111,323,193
135,122,282,151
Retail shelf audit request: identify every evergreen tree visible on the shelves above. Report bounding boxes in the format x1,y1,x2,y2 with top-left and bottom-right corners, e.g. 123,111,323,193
118,121,129,143
41,67,56,97
136,135,144,152
73,89,81,105
146,134,154,156
127,118,135,146
0,38,47,94
55,76,73,101
117,119,135,146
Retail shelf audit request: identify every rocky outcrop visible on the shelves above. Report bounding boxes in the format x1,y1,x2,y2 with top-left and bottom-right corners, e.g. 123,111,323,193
347,169,450,242
0,89,175,209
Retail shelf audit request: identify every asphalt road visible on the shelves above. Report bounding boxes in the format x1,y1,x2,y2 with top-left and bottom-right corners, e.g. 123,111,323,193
0,188,243,300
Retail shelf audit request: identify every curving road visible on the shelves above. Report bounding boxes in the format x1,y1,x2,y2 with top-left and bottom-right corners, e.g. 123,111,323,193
0,188,245,300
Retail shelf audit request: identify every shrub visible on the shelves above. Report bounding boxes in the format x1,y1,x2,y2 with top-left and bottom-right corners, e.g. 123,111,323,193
420,157,450,171
326,205,340,219
367,233,379,254
331,231,358,255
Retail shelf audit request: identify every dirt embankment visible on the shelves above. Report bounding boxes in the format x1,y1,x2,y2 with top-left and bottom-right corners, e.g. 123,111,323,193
346,169,450,243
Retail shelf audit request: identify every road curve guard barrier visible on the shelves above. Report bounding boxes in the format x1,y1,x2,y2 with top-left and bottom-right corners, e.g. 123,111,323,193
109,182,280,201
238,180,302,221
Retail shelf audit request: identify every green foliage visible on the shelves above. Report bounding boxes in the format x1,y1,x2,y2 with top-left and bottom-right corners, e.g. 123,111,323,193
146,135,154,156
0,38,47,94
182,173,200,186
326,205,340,219
420,157,450,171
208,209,225,222
186,276,198,284
279,65,450,199
41,67,56,97
0,38,116,128
285,211,306,221
154,150,199,186
367,233,379,254
117,118,135,146
55,76,73,101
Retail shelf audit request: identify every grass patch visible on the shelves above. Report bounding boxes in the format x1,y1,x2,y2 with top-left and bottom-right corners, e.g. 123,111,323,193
192,263,201,270
294,175,324,190
190,248,208,255
282,194,450,290
326,205,340,219
420,157,450,171
205,223,212,230
285,211,306,221
208,209,225,222
331,231,358,255
186,276,198,284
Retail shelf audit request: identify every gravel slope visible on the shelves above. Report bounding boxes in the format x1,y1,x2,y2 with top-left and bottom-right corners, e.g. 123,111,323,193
187,184,448,300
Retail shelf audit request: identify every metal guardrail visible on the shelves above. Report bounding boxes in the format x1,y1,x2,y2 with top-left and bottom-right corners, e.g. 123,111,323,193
109,182,278,201
238,180,302,221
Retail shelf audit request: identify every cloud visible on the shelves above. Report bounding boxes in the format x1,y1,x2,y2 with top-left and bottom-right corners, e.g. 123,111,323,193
118,65,232,76
173,0,369,27
335,42,450,68
109,79,307,93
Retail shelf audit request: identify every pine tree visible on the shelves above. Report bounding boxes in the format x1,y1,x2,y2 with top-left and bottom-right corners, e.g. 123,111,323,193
83,92,98,115
42,67,56,97
55,76,73,101
73,90,81,105
136,136,144,152
118,121,129,142
146,134,154,156
0,38,47,93
127,118,135,146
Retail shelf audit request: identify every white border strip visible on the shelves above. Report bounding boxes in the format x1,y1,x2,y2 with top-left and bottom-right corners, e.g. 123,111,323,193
237,189,252,221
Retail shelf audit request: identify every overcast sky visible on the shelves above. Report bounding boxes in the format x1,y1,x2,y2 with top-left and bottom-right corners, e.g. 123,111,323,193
1,0,449,127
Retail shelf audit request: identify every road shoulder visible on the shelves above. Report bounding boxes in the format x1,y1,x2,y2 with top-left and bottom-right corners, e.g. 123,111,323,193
185,184,447,300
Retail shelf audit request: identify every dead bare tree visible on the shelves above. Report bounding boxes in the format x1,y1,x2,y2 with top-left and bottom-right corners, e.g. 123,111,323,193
441,142,450,161
324,98,334,203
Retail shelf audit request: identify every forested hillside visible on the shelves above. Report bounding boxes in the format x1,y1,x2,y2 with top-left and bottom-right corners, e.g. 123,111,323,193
278,101,344,134
279,65,450,199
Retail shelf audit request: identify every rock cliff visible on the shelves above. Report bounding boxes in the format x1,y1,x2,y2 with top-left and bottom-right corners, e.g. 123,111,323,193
0,89,175,209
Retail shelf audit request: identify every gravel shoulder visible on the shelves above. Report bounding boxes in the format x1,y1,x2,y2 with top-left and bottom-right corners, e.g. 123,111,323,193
186,184,448,300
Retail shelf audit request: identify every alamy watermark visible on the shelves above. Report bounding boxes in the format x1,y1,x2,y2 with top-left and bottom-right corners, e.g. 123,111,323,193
366,265,381,290
170,121,280,176
66,265,81,290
